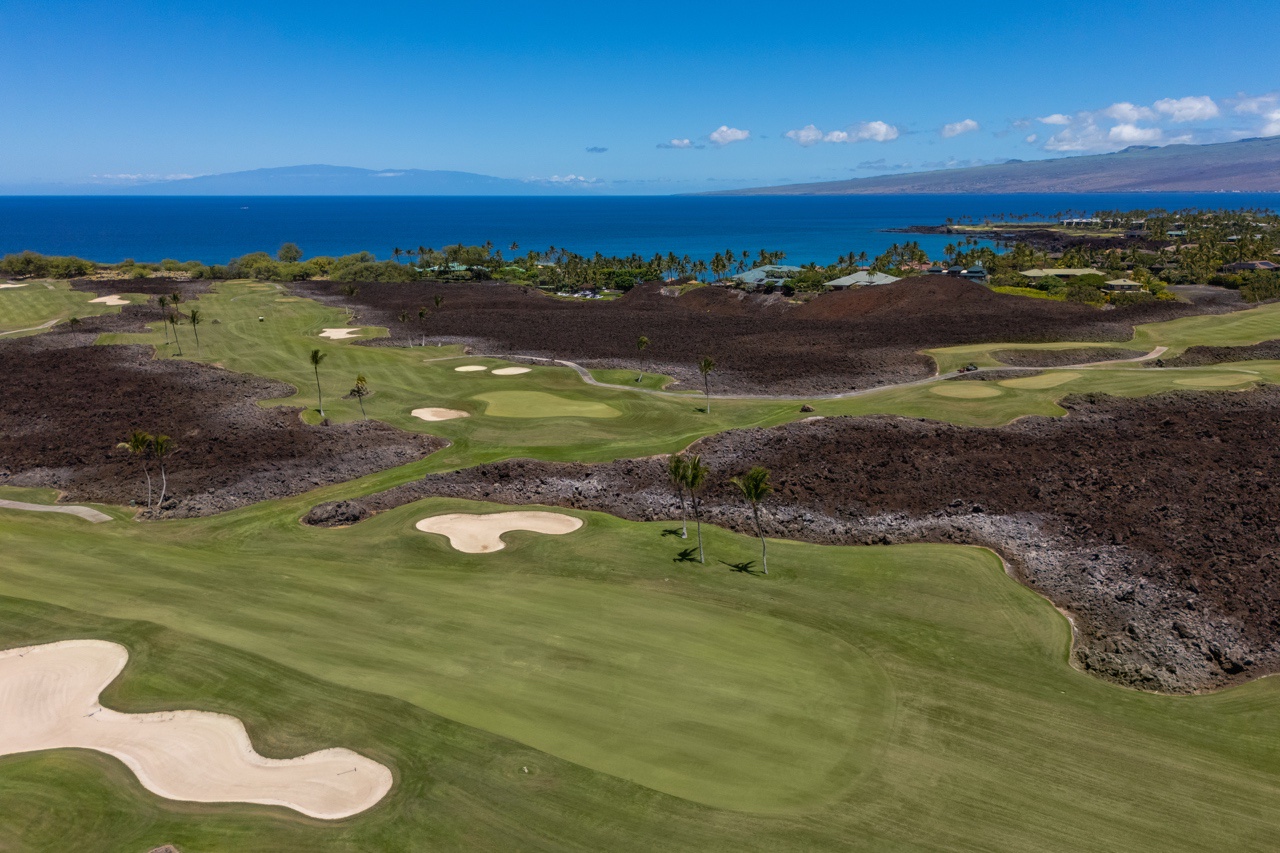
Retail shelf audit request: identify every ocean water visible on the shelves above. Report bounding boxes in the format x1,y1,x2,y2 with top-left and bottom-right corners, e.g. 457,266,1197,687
1,194,1278,266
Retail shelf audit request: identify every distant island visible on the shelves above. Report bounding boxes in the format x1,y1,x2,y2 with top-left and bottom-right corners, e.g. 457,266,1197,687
711,137,1280,195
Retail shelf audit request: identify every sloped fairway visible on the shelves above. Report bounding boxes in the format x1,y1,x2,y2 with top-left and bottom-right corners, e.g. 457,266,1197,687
0,280,143,334
2,493,1280,850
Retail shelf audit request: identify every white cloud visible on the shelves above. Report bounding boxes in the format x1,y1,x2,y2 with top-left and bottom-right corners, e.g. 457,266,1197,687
1038,113,1073,125
852,120,899,142
1234,93,1279,115
784,124,825,146
1109,123,1163,144
941,118,980,138
823,129,849,143
1263,110,1280,137
1103,102,1156,122
543,174,599,184
1153,95,1219,122
1024,133,1038,144
662,138,693,149
709,125,750,146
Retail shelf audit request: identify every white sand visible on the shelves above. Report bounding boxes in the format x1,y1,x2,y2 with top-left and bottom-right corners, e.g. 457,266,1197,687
0,283,28,289
411,407,470,422
319,328,361,340
0,499,111,523
89,295,129,306
415,511,583,553
0,640,392,820
491,366,531,376
454,365,488,372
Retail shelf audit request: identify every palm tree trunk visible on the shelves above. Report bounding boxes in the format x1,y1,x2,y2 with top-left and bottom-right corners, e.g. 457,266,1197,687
358,396,366,419
693,494,704,563
158,463,167,507
704,376,710,413
142,462,152,510
753,504,767,574
676,485,688,538
314,365,324,416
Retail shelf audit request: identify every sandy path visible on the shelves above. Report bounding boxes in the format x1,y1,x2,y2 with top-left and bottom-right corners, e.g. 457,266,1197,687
0,500,111,523
89,295,129,306
0,640,392,819
415,511,583,553
411,407,469,421
319,328,361,340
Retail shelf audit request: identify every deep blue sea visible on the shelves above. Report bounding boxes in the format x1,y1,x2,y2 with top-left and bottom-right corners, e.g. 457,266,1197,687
2,194,1278,266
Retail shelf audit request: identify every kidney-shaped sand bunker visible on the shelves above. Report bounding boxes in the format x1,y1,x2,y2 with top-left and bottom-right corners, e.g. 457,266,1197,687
415,511,583,553
0,640,392,819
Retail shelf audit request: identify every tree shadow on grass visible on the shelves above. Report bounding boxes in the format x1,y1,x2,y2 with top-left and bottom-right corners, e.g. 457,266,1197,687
673,548,699,563
661,527,689,538
720,560,759,575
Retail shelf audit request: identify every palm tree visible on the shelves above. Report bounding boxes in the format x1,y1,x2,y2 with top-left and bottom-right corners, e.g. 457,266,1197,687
116,430,154,509
152,434,175,508
309,349,328,416
392,247,404,264
351,374,370,419
417,306,428,346
188,308,202,350
697,356,715,413
397,310,410,345
157,295,170,344
434,294,444,310
169,310,183,355
683,455,709,563
731,466,773,574
636,335,649,383
667,454,689,539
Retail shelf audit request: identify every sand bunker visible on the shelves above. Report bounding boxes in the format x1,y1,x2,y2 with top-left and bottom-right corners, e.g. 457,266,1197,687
0,640,392,819
454,365,488,372
411,407,470,422
0,499,111,523
999,371,1082,390
89,295,129,306
491,366,532,376
415,511,583,553
1175,374,1254,387
930,383,1002,399
0,283,28,289
319,328,361,340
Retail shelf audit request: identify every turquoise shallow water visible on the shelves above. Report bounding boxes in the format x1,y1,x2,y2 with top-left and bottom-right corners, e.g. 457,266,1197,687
1,193,1277,265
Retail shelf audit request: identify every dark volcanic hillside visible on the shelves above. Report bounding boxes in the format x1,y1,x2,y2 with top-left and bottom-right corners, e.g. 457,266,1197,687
715,136,1280,194
296,277,1200,394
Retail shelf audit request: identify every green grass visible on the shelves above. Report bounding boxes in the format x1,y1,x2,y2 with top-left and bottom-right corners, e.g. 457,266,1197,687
0,280,144,334
990,285,1065,300
588,367,685,391
2,492,1280,850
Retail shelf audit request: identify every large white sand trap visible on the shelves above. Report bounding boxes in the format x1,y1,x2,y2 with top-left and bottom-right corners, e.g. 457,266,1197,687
491,366,531,375
411,407,469,422
89,295,129,306
0,282,28,289
415,511,583,553
0,640,392,819
454,365,488,372
319,328,361,340
0,499,111,523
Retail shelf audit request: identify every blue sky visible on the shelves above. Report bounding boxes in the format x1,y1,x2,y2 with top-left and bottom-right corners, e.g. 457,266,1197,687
3,0,1279,192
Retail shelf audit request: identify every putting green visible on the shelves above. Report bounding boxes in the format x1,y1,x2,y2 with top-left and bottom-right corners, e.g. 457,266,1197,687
1174,373,1255,387
929,383,1002,399
1000,371,1082,389
473,390,622,419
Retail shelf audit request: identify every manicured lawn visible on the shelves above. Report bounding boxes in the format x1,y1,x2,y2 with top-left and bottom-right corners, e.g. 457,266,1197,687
2,492,1280,850
0,280,144,334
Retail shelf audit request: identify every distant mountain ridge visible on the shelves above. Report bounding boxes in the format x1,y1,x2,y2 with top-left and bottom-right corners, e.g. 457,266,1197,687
712,137,1280,195
131,165,565,195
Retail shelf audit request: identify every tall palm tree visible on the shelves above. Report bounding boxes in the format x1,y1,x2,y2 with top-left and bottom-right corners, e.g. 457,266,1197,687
667,454,689,539
683,455,709,563
157,295,170,344
169,310,183,355
351,374,370,419
116,430,154,509
392,247,403,264
731,466,772,574
309,349,328,416
152,434,175,508
188,307,202,350
697,356,715,413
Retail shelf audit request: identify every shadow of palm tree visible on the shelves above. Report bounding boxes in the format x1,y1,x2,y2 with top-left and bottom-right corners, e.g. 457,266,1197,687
721,560,758,574
662,527,688,538
673,548,699,563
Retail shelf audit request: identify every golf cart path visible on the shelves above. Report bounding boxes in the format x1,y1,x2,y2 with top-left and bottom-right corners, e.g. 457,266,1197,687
0,500,112,523
0,319,59,337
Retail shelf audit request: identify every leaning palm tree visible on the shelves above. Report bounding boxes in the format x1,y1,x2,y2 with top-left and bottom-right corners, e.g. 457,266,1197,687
169,311,183,355
635,335,649,382
731,466,773,574
683,454,709,563
152,434,175,508
116,430,154,509
157,295,170,344
188,307,202,350
309,348,328,416
697,356,715,413
350,374,370,419
667,454,689,539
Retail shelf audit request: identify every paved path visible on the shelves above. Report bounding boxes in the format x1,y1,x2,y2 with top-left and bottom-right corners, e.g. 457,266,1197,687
0,319,58,337
0,500,112,523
